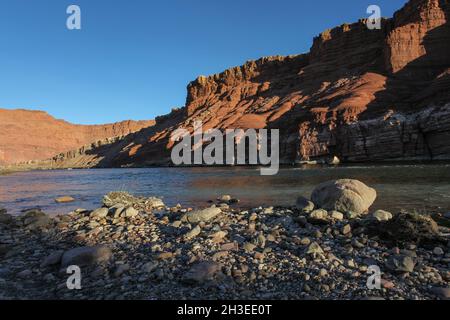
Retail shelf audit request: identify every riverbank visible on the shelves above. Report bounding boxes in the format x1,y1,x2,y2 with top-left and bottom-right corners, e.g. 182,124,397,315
0,187,449,300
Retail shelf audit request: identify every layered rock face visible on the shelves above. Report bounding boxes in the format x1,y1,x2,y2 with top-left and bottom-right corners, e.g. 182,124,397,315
13,0,450,169
0,109,154,165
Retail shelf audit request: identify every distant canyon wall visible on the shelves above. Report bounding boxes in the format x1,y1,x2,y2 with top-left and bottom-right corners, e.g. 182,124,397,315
0,109,154,165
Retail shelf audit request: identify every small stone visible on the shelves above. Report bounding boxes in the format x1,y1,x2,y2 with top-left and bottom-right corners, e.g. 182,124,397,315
300,237,311,246
433,247,444,256
158,252,174,260
243,243,256,253
125,207,139,218
371,210,393,222
342,224,352,235
114,264,130,277
309,209,329,223
184,225,202,240
221,242,238,251
254,252,265,260
142,262,158,273
381,279,395,289
210,231,228,242
306,242,324,255
318,269,328,277
219,195,232,203
330,211,344,221
172,220,182,228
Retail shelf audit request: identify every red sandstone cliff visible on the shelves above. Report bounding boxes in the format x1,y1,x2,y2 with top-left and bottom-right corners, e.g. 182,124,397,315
0,109,154,165
12,0,450,169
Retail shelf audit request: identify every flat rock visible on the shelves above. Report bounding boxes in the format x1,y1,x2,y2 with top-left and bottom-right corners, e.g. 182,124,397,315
182,207,222,224
55,196,75,204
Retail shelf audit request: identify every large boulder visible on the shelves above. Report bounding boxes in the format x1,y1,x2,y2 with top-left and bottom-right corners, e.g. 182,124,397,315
60,246,112,268
311,179,377,214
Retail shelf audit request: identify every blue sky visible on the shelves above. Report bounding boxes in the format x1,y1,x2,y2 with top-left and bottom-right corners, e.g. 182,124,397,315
0,0,407,124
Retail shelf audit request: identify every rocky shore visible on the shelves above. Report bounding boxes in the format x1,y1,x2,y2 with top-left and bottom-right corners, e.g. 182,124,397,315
0,180,449,300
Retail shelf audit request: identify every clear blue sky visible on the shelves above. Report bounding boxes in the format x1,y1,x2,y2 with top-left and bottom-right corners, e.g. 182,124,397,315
0,0,407,124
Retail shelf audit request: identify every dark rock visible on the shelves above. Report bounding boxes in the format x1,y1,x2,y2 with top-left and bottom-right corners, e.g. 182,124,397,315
61,246,112,268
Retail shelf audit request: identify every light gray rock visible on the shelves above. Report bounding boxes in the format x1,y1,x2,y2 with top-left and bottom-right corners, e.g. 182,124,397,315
182,207,222,224
90,208,109,219
433,247,444,256
371,210,393,222
311,179,377,215
61,245,112,268
184,225,202,240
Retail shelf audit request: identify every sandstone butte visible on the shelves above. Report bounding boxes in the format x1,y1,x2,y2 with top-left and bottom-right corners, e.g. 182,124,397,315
3,0,450,170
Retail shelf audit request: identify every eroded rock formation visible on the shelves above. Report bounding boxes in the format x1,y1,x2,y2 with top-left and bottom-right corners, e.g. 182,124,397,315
7,0,450,169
